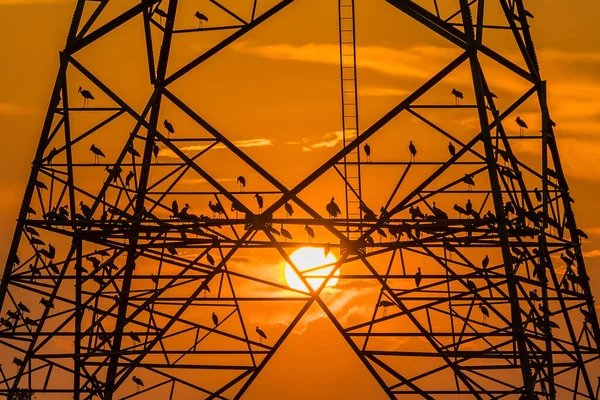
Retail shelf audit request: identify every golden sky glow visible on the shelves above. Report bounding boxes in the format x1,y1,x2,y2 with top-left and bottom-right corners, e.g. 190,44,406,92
1,0,600,398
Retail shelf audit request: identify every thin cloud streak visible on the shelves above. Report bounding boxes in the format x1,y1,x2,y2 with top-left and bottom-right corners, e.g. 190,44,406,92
160,138,273,158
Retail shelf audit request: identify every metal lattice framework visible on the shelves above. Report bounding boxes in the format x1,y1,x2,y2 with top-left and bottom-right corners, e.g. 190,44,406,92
0,0,599,398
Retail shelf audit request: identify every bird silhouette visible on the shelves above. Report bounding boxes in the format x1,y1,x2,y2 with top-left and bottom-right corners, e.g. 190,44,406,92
132,376,144,391
90,144,105,164
462,174,475,191
378,300,394,316
78,86,94,108
18,302,30,314
154,8,167,23
482,255,489,270
533,187,542,204
479,303,489,322
326,197,341,218
324,243,331,257
451,88,463,105
453,204,468,218
125,171,134,188
152,144,160,163
254,193,264,213
284,202,294,217
364,143,371,162
208,201,225,218
281,226,293,241
237,176,246,192
305,225,315,241
194,11,209,28
130,331,141,343
40,298,54,309
163,119,175,138
415,267,422,287
206,253,215,266
515,116,528,136
256,326,267,343
529,289,540,302
408,141,417,162
171,200,179,219
212,312,219,327
448,142,456,157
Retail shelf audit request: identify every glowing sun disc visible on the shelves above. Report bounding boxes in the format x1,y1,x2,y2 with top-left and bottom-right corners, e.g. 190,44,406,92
284,247,339,292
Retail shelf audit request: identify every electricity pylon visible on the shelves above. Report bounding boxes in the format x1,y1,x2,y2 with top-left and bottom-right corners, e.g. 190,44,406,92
0,0,598,399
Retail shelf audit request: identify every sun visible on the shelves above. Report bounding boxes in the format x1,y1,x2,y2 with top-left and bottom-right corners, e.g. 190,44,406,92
284,247,339,292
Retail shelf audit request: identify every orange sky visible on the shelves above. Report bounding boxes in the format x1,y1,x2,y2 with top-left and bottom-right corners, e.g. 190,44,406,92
1,0,600,398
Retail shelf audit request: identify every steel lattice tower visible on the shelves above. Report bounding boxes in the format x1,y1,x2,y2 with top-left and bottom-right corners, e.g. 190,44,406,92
0,0,599,399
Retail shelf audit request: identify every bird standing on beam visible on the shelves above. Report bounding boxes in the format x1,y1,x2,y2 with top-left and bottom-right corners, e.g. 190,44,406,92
194,11,208,28
163,119,175,138
515,116,528,136
408,141,417,162
90,144,105,164
451,88,463,105
364,143,371,162
78,87,94,108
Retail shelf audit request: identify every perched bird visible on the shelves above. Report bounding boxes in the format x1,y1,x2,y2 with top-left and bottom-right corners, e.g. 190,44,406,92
324,243,331,257
379,300,394,316
152,144,160,163
515,116,528,136
482,255,489,270
90,144,105,164
448,142,456,157
206,253,215,266
17,302,30,314
451,88,464,105
254,193,264,213
284,202,294,217
208,201,225,218
125,171,135,188
364,143,372,162
326,197,341,218
171,200,179,219
154,8,168,24
194,11,209,28
127,145,140,158
462,174,475,191
529,289,540,302
78,86,95,108
533,187,542,204
237,176,246,192
212,312,219,326
415,267,422,288
453,204,468,218
479,303,489,322
256,326,267,343
132,376,144,391
305,225,315,241
281,226,293,241
40,298,54,309
408,141,417,162
163,119,175,137
130,331,141,343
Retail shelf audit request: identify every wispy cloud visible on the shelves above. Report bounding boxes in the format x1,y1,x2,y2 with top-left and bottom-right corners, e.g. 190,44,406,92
0,0,70,4
583,249,600,258
0,102,34,115
160,138,273,158
180,177,234,185
234,42,458,80
360,86,410,97
301,131,343,152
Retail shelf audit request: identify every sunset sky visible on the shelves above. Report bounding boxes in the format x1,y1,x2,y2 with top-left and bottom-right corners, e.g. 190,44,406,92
1,0,600,398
